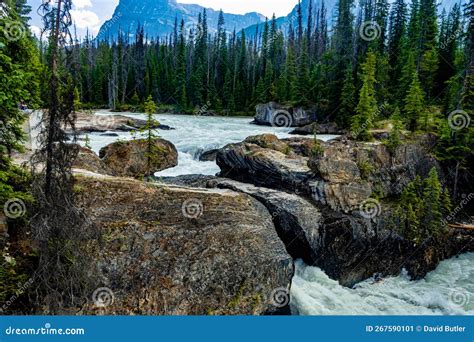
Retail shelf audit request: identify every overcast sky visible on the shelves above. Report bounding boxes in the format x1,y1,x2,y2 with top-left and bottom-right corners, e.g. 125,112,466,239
27,0,300,38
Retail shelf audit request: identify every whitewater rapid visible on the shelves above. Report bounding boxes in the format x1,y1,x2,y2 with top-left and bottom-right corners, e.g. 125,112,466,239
85,112,338,176
291,254,474,315
84,112,473,316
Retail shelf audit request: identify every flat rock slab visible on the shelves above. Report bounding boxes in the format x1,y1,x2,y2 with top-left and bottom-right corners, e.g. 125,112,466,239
68,112,174,134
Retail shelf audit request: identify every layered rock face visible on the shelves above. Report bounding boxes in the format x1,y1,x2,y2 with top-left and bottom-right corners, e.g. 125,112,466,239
214,134,473,286
99,139,178,178
218,135,440,213
76,176,293,315
290,122,346,135
217,134,313,193
253,102,314,127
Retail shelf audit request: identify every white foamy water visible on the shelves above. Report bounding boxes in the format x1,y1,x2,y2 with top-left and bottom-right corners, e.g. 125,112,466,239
291,253,474,315
85,112,338,176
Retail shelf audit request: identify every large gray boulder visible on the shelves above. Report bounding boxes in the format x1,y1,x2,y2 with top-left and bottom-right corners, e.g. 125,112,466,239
99,138,178,178
217,142,313,193
76,176,294,315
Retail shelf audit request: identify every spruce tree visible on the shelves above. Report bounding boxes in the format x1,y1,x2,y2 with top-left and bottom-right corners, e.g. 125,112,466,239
385,107,403,152
403,72,426,131
0,0,39,204
141,95,159,179
421,167,443,238
352,50,377,141
338,63,356,126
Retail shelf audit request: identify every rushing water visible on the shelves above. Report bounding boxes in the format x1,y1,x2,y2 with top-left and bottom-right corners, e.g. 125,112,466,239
291,254,474,315
84,112,473,316
85,112,338,176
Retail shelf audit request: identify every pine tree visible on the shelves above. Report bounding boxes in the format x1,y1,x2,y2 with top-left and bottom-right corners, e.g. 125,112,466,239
141,95,159,179
0,0,39,204
176,20,187,109
421,167,443,238
385,107,403,152
285,44,298,103
403,72,425,131
338,63,356,126
84,134,91,150
352,51,377,141
387,0,407,82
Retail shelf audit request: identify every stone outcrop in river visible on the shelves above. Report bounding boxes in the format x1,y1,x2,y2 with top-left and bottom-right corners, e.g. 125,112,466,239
99,139,178,178
214,134,474,286
289,122,346,135
69,112,174,134
74,175,293,315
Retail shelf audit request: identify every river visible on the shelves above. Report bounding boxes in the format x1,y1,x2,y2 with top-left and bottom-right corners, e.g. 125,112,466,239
84,112,473,316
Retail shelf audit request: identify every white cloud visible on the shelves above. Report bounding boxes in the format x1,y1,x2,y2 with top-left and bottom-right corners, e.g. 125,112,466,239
73,0,93,10
70,9,100,34
29,25,42,38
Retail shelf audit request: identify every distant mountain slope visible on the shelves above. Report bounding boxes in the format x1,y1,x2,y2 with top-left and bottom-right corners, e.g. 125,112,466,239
243,0,338,38
96,0,265,40
243,0,466,38
97,0,467,41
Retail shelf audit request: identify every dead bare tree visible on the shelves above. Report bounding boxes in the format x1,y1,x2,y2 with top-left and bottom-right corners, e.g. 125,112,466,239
29,0,99,313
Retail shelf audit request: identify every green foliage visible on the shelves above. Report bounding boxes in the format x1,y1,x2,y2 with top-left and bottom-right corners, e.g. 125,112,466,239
0,158,32,207
0,253,30,309
0,0,38,214
357,161,374,179
140,96,161,178
144,95,157,115
84,134,91,150
311,132,324,157
338,63,356,126
403,72,426,131
396,168,451,244
352,51,377,141
73,87,82,112
384,108,403,153
55,0,469,138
